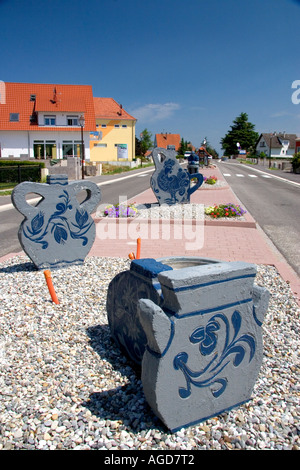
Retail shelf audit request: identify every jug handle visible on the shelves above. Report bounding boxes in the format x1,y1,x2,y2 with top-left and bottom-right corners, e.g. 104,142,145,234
70,181,101,214
11,182,48,217
188,173,204,196
151,148,169,169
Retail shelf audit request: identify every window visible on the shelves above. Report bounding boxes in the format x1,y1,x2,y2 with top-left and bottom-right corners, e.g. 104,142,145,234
62,141,73,157
10,113,19,122
67,116,79,126
44,115,56,126
33,140,57,159
114,124,120,128
45,141,57,158
30,94,36,101
101,124,107,128
122,124,127,128
259,141,266,147
62,140,83,158
33,140,45,159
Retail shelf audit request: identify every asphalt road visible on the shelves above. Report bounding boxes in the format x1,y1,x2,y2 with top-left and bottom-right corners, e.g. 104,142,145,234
217,161,300,276
0,165,155,258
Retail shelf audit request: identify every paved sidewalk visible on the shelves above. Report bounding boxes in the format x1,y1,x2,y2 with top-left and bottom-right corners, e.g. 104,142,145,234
1,164,299,303
89,165,300,303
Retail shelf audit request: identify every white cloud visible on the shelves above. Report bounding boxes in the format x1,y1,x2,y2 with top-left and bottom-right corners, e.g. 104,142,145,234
270,111,293,118
129,102,180,122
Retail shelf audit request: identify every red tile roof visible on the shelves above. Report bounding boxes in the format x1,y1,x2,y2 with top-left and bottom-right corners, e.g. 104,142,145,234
93,97,136,121
0,82,96,131
155,133,181,150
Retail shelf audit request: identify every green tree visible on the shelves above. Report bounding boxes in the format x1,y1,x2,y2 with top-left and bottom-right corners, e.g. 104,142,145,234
135,136,142,157
291,152,300,173
139,129,153,157
177,138,192,156
220,113,259,157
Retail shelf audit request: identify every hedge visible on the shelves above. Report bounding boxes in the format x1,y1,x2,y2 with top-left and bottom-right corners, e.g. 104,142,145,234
0,160,45,183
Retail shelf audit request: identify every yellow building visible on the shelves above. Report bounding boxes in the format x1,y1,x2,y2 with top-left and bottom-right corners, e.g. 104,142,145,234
90,98,136,162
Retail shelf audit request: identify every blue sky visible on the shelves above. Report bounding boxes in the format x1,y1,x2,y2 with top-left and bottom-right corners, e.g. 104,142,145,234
1,0,300,155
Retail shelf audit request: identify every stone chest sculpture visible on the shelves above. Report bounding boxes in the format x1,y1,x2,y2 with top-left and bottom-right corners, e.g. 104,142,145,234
12,174,101,269
107,256,270,431
150,148,204,205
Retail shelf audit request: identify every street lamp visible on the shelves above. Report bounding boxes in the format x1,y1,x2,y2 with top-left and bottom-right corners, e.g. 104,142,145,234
79,115,85,179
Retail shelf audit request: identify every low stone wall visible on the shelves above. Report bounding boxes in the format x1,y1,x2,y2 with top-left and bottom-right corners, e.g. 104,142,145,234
45,157,82,180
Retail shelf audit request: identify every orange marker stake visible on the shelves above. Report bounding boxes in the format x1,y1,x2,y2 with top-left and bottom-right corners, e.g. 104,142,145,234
136,237,141,259
44,270,59,304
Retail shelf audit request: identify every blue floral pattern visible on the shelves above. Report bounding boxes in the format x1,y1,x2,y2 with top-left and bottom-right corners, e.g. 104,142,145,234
173,310,256,399
151,158,203,205
23,190,93,249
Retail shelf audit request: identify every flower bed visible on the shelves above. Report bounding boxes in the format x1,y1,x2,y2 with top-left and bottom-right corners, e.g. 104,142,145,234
103,203,138,218
205,203,247,218
204,175,218,185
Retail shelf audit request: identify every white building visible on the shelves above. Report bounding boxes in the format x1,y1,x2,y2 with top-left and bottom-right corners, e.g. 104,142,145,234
256,133,297,160
0,82,96,161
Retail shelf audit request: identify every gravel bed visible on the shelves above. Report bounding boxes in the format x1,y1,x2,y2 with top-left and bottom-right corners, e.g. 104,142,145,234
0,255,299,450
200,180,228,189
136,203,246,222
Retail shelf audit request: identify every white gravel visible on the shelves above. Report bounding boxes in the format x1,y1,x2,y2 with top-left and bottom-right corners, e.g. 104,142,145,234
0,255,299,450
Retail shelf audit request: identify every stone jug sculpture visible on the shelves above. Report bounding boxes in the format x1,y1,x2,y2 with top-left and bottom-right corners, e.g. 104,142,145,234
106,256,270,431
12,174,101,269
150,148,203,205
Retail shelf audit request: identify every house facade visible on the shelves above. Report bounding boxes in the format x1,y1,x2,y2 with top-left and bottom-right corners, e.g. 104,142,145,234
154,133,181,152
256,133,297,160
90,98,136,162
0,82,96,160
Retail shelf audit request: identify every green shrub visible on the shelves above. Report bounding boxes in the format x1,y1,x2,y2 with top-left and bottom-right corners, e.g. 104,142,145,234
0,160,45,167
291,152,300,172
0,160,44,184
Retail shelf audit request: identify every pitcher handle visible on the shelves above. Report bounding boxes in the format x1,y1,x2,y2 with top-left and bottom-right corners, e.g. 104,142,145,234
151,148,170,169
70,180,101,214
11,182,48,217
188,172,204,196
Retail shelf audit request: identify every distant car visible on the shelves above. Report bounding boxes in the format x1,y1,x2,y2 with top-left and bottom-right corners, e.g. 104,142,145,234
184,151,192,159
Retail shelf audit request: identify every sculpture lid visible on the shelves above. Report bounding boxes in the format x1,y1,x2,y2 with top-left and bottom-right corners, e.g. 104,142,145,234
46,174,68,185
130,258,173,279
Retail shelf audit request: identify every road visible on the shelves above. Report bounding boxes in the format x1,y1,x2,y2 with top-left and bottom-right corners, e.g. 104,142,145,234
0,165,155,258
217,161,300,276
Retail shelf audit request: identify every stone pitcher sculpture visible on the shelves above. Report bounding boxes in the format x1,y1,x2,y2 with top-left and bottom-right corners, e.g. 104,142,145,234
150,148,203,205
12,174,101,269
107,256,270,431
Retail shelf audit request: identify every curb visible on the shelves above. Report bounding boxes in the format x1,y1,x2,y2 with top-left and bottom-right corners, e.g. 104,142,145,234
93,216,257,229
